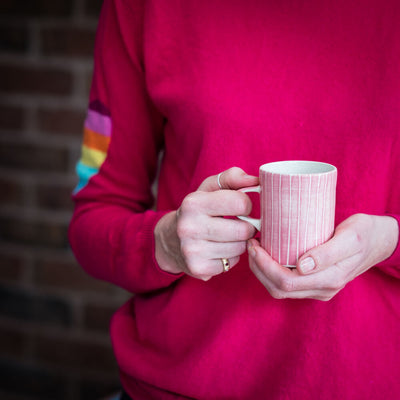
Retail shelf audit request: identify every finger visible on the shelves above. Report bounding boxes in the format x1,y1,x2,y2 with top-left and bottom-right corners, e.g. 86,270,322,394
296,226,362,275
214,256,240,273
186,217,256,242
248,239,345,300
187,256,241,279
207,240,248,259
182,239,247,267
198,167,259,192
180,190,254,218
276,264,348,301
247,239,295,291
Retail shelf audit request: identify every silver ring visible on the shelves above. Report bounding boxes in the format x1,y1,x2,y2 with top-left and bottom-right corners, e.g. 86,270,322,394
217,172,223,190
221,258,230,272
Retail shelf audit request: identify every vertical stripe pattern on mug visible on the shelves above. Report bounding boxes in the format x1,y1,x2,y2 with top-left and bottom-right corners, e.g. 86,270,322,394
261,169,336,266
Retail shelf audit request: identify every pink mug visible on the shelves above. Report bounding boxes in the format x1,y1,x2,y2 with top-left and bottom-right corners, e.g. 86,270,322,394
240,161,337,267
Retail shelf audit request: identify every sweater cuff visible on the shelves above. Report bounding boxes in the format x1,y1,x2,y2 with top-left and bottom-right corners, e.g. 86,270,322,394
120,209,184,293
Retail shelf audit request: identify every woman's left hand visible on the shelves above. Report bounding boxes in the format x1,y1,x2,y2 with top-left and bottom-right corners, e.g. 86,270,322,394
248,213,399,301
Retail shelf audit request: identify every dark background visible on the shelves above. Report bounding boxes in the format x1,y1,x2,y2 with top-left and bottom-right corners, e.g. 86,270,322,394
0,1,130,399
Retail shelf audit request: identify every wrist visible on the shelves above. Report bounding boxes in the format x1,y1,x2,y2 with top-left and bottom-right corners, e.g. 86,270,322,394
374,215,399,262
154,211,183,275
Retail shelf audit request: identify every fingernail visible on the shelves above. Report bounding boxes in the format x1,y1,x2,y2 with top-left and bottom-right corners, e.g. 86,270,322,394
299,257,315,273
247,241,256,257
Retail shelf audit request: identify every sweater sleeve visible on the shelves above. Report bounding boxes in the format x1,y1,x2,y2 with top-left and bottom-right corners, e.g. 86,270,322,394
68,0,183,294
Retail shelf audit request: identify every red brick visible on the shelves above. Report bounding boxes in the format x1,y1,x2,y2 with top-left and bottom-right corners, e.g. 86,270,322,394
34,257,114,293
41,26,96,58
37,107,85,135
0,216,69,249
0,25,29,53
0,104,25,130
83,303,117,333
36,183,74,211
34,335,118,373
0,284,72,327
0,253,24,281
0,142,69,172
0,0,73,17
0,63,73,96
0,177,24,206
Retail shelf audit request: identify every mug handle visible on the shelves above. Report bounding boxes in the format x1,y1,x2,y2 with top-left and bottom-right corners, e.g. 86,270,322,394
238,186,261,231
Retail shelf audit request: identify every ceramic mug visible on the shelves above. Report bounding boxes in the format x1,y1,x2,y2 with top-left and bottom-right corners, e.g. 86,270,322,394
240,161,337,267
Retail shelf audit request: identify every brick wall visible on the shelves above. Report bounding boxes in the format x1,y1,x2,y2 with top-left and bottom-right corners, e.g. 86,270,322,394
0,1,131,399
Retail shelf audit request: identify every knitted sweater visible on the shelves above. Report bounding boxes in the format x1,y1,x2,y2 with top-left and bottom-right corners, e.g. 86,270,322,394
69,1,400,398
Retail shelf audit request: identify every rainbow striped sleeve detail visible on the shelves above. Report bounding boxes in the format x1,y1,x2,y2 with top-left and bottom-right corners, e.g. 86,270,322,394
74,101,112,193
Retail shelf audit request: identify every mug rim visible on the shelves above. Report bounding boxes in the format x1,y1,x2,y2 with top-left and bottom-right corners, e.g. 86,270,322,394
260,160,337,175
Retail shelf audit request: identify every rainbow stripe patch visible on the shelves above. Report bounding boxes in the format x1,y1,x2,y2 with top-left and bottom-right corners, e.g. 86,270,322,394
74,101,112,193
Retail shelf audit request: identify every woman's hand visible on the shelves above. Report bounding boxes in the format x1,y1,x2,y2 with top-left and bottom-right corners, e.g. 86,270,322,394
154,167,259,280
248,213,399,301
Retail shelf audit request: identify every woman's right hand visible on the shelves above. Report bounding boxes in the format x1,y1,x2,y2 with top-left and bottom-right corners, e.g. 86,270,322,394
154,167,259,280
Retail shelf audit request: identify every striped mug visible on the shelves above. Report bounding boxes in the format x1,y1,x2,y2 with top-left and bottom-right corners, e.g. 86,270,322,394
240,161,337,267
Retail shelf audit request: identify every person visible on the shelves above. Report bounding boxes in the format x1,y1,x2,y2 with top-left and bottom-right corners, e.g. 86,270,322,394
68,1,400,399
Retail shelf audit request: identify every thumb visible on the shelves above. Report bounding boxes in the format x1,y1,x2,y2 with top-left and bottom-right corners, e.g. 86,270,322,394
198,167,259,192
296,228,356,275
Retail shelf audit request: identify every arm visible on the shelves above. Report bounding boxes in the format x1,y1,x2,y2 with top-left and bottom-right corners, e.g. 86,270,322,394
68,0,179,293
68,0,258,293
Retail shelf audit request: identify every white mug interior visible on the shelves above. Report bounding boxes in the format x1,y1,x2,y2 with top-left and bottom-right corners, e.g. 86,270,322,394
260,160,336,175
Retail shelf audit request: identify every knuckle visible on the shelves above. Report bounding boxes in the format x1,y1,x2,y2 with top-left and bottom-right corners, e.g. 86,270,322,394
227,166,243,176
180,241,200,261
188,264,203,277
344,219,368,250
277,276,295,293
245,221,256,238
180,193,201,214
310,252,322,268
352,213,368,224
349,229,362,248
319,291,338,301
269,288,287,299
176,219,194,239
186,258,206,277
236,222,254,240
335,278,347,292
235,193,252,216
235,241,248,256
326,274,347,292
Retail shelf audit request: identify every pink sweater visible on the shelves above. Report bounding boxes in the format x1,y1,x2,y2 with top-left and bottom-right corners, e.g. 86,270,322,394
69,1,400,399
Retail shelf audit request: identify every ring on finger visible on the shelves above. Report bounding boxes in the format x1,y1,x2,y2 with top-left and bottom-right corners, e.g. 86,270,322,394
217,172,223,190
221,258,230,272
